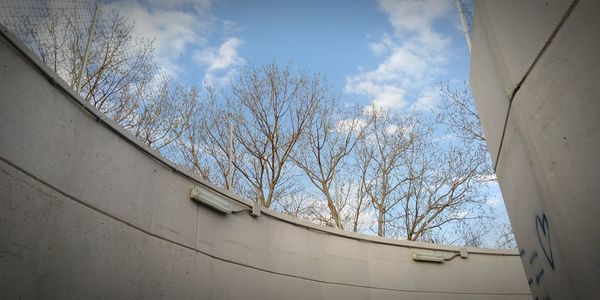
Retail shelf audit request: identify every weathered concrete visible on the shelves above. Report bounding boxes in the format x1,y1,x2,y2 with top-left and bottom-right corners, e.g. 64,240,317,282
0,24,531,298
471,0,600,299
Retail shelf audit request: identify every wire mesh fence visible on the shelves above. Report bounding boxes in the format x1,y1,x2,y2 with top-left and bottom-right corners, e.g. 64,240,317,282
0,0,184,92
0,0,95,50
457,0,474,37
0,0,194,154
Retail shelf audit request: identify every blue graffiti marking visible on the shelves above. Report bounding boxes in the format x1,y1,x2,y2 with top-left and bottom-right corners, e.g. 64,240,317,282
535,268,545,284
529,251,538,264
535,214,555,270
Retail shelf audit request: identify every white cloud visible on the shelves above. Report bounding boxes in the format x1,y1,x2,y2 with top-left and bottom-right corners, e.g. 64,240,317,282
477,173,498,183
346,81,408,109
146,0,212,11
385,124,399,135
336,118,367,134
345,0,452,111
431,132,457,142
412,86,440,111
105,0,213,75
486,196,502,208
451,210,469,219
193,37,245,85
369,33,395,56
105,0,243,83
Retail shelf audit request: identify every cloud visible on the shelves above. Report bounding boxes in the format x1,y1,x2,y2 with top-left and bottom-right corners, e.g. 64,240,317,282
451,210,469,219
193,37,245,86
105,0,214,75
369,33,395,56
105,0,243,84
345,0,452,111
477,173,498,183
412,86,440,111
346,81,408,109
486,196,502,208
335,118,368,134
431,132,457,142
145,0,212,11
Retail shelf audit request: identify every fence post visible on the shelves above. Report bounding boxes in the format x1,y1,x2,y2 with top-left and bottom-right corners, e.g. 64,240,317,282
75,4,99,94
455,0,471,53
227,117,234,191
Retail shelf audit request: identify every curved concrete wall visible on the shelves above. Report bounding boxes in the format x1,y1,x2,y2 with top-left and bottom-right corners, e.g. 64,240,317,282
0,25,530,299
470,0,600,299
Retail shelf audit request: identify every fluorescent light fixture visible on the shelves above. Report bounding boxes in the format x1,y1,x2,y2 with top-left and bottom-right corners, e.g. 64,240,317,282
412,250,445,263
190,186,232,214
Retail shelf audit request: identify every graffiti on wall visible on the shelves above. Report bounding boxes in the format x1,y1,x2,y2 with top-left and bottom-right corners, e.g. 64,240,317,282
535,214,555,270
520,213,555,300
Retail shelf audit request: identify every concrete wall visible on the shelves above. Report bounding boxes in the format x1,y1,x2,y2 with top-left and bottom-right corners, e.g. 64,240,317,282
470,0,600,299
0,25,531,299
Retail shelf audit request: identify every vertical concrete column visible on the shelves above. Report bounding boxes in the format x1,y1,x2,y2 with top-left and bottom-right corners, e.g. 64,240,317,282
471,0,600,298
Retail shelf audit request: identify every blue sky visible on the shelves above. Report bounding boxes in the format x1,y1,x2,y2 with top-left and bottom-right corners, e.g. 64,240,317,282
105,0,510,227
106,0,471,108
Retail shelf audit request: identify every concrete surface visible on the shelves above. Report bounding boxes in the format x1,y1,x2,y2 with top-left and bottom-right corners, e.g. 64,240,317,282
0,24,532,299
471,0,600,299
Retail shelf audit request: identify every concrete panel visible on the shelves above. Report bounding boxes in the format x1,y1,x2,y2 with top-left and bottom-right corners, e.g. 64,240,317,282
474,0,600,298
0,24,531,299
495,114,578,299
469,6,511,164
477,0,573,95
470,0,574,164
497,0,600,298
0,25,199,250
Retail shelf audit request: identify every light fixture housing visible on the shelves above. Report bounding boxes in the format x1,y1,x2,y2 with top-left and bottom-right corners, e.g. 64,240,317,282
411,250,445,263
190,186,232,214
251,202,261,217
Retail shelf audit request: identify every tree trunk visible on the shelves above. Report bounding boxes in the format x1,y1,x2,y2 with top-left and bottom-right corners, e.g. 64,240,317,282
326,198,343,229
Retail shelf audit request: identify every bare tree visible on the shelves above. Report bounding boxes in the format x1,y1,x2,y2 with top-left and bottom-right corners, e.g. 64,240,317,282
175,85,250,197
353,107,493,240
435,81,510,246
133,80,196,151
436,81,485,143
396,139,493,242
175,88,212,181
229,63,321,208
349,161,373,233
6,6,155,112
494,223,517,249
356,107,419,237
436,81,494,181
293,99,366,229
5,5,192,152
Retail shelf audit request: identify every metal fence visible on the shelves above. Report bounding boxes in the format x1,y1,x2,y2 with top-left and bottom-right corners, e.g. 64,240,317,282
0,0,178,99
456,0,474,52
0,0,192,155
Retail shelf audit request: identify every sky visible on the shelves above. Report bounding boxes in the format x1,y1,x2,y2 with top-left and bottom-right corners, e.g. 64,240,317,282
104,0,472,108
102,0,510,227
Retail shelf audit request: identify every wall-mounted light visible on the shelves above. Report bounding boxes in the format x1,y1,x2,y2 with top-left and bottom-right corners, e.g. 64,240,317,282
190,186,232,214
411,250,445,263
